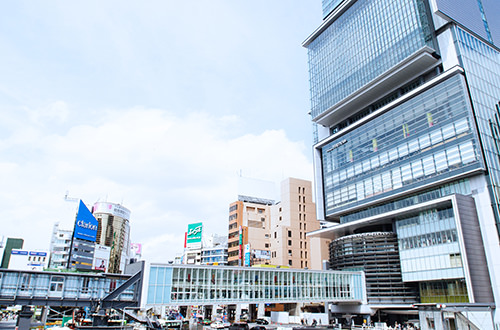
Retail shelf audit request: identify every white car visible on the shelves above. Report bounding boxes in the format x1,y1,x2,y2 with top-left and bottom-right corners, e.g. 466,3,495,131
211,321,226,329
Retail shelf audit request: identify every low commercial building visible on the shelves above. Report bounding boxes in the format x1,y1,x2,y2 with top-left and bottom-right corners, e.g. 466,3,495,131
48,222,72,269
228,178,329,269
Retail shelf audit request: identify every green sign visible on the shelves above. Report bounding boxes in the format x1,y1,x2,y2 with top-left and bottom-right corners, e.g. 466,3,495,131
187,222,203,244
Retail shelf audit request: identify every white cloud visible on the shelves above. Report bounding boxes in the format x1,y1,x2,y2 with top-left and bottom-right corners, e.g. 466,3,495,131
28,101,69,124
0,104,313,262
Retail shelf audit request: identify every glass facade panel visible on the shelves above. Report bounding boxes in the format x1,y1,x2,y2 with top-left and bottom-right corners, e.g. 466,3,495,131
396,207,467,283
454,26,500,237
146,265,363,306
321,74,483,216
307,0,434,119
322,0,344,18
419,279,469,303
340,179,470,223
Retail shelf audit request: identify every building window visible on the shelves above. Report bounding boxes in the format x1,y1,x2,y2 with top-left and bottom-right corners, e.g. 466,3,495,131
274,232,277,239
288,260,292,266
298,187,301,194
304,223,307,230
300,242,303,248
299,213,302,220
299,205,302,212
288,240,292,246
288,250,292,256
450,254,462,267
300,223,302,230
303,196,306,203
301,251,303,258
261,217,265,221
300,232,302,239
50,276,64,292
305,242,307,249
81,277,90,294
265,243,269,248
288,230,292,237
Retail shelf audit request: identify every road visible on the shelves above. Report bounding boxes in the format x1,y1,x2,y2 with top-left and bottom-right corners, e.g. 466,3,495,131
0,320,15,330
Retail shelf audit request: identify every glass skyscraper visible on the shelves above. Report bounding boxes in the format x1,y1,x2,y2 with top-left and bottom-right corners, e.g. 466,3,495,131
305,0,500,327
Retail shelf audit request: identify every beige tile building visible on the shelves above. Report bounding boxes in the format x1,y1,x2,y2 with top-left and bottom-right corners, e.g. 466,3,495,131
269,178,329,269
227,197,273,266
227,177,330,270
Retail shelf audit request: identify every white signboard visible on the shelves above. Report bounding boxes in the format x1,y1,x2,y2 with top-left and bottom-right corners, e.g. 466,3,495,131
93,202,131,220
92,244,111,272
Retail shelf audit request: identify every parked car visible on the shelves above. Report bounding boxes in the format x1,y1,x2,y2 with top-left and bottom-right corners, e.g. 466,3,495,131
254,319,269,325
229,322,249,330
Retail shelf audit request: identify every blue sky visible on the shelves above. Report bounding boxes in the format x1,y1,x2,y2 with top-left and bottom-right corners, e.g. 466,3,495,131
0,1,322,262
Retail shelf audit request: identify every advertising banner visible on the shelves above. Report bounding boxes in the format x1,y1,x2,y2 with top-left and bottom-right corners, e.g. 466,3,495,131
130,243,142,257
69,238,95,271
252,249,271,260
73,200,98,242
92,202,131,220
93,202,130,220
92,244,110,272
186,222,202,248
244,244,251,266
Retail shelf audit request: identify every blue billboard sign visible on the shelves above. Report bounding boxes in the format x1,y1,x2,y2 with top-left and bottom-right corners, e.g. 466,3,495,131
73,200,98,242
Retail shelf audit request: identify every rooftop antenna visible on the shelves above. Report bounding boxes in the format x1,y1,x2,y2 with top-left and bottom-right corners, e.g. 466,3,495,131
64,191,79,203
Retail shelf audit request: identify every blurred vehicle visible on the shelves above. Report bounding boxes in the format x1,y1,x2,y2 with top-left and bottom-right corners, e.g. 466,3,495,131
254,318,269,325
211,321,226,329
250,326,266,330
229,321,249,330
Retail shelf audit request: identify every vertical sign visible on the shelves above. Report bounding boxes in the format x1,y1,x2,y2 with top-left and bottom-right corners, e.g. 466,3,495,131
186,222,203,249
238,226,243,266
244,244,251,267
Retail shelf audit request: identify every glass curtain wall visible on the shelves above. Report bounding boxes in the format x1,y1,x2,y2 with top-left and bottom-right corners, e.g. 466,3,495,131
321,74,483,216
307,0,434,119
454,26,500,237
396,207,466,282
146,265,364,306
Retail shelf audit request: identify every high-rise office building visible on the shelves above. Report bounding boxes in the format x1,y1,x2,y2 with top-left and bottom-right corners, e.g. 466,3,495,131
92,202,131,274
304,0,500,327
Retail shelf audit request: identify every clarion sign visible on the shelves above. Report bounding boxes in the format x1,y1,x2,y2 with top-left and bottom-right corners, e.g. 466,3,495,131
73,200,98,242
77,220,98,231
